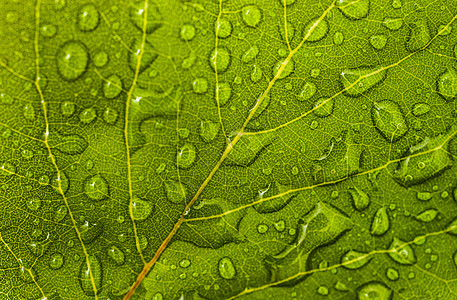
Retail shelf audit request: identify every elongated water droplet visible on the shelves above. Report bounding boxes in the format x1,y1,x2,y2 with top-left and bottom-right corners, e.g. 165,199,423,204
438,68,457,100
370,207,390,236
341,250,371,269
415,209,438,222
218,257,236,279
165,181,186,203
79,255,102,296
216,18,232,38
383,17,403,31
357,282,392,300
242,45,259,63
369,35,387,50
129,0,162,34
388,237,416,265
131,197,153,221
298,82,317,101
304,18,328,41
336,0,370,20
349,187,370,211
313,98,334,117
412,103,430,116
80,221,103,244
372,100,407,142
333,31,344,45
340,66,387,97
177,144,196,169
108,245,125,265
406,19,430,52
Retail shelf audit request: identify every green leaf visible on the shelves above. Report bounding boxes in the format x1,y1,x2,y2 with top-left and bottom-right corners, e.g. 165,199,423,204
1,0,457,299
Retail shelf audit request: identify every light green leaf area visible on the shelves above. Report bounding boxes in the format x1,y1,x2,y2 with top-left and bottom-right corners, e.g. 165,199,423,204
2,0,457,299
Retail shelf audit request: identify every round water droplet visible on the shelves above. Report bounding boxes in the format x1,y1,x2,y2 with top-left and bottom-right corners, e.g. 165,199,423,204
241,5,261,27
78,4,100,31
200,120,220,142
54,205,68,222
242,45,259,63
369,35,388,50
313,98,334,117
388,237,416,265
23,104,36,120
177,143,196,169
218,257,236,279
40,24,57,37
108,245,125,265
61,101,75,117
336,0,370,19
26,198,41,211
85,174,109,201
56,41,89,81
333,31,344,45
438,68,457,100
317,286,329,296
103,107,118,124
273,59,294,79
103,75,123,99
209,47,230,72
216,18,232,38
274,220,286,232
79,107,97,123
357,281,392,300
180,24,196,41
192,77,208,94
131,197,153,221
93,51,108,68
165,181,186,203
50,253,64,269
417,191,432,201
79,255,102,296
406,19,431,52
386,267,399,281
129,1,162,34
180,259,191,268
304,18,328,42
257,224,269,234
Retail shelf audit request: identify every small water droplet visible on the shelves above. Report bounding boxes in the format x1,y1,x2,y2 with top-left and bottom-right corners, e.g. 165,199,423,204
84,174,109,201
192,77,208,94
180,24,196,41
50,253,64,269
78,4,100,31
56,41,89,81
218,257,236,279
241,5,261,27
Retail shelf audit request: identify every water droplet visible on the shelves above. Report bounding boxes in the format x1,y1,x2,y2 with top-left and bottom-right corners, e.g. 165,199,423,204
139,235,148,250
349,187,370,211
370,207,390,236
317,285,329,296
340,65,387,97
108,245,125,265
274,220,286,232
103,75,123,99
61,101,75,117
129,0,162,34
26,198,41,211
371,100,408,142
415,209,438,222
313,98,334,117
335,281,349,291
6,12,18,24
336,0,370,20
341,250,371,269
383,17,403,31
412,103,430,116
242,45,259,63
78,4,99,31
79,107,97,123
200,120,220,142
54,205,67,222
357,282,392,300
131,197,153,221
257,224,269,233
40,24,57,37
215,82,231,106
218,257,236,279
85,174,109,201
298,82,316,101
369,35,387,50
93,50,109,68
180,24,196,41
251,64,263,82
273,59,294,79
417,191,432,201
209,47,230,72
53,0,66,10
304,18,328,42
227,132,275,165
177,143,196,169
50,253,64,269
388,237,416,265
103,107,118,124
438,67,457,100
241,5,261,27
128,38,158,73
179,259,191,268
23,103,35,120
406,19,431,52
333,31,344,45
56,41,89,81
165,181,186,203
216,18,232,38
1,162,16,176
192,77,208,94
392,0,402,8
446,218,457,235
80,221,103,244
79,255,102,296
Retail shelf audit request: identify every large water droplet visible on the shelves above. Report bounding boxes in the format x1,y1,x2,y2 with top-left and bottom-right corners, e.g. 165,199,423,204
129,0,162,34
131,197,153,221
218,257,236,279
313,98,334,117
303,18,328,42
216,18,232,38
357,282,392,300
180,24,196,41
341,250,371,269
370,207,390,236
437,67,457,100
50,253,64,269
298,82,316,101
56,41,89,81
78,4,100,31
93,51,109,67
406,19,430,52
241,5,261,27
192,77,208,94
79,255,102,296
177,143,196,169
85,174,109,201
200,121,220,142
412,103,430,116
50,132,88,155
242,45,259,63
216,82,231,106
349,187,370,211
273,59,294,79
103,75,123,99
103,107,118,124
415,209,438,222
79,107,97,123
165,181,186,203
61,101,75,117
80,221,103,244
52,171,69,194
108,245,125,265
336,0,370,20
388,237,416,265
369,35,388,50
128,38,158,73
54,205,68,222
209,47,230,73
372,100,408,142
383,17,403,31
340,66,387,97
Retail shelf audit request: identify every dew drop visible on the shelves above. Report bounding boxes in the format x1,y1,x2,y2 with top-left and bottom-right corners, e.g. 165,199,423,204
357,282,392,300
56,41,89,81
165,181,186,203
131,197,153,221
218,257,236,279
371,100,408,142
383,17,403,31
298,82,316,101
216,18,232,38
388,237,416,265
26,198,41,211
108,245,125,265
333,31,344,45
103,75,123,99
412,103,430,116
177,144,196,169
313,98,334,117
200,120,220,142
180,24,196,41
78,4,100,31
79,107,97,123
241,5,261,27
406,19,431,52
179,259,191,268
216,82,231,106
242,45,259,63
103,107,118,124
0,162,16,176
415,209,438,222
336,0,370,20
40,24,57,37
349,187,370,211
84,174,109,201
54,205,68,222
50,253,64,269
340,65,387,97
437,67,457,99
61,101,75,117
303,18,328,42
273,59,294,79
369,35,388,50
341,250,371,269
93,51,108,67
129,0,162,34
192,77,208,94
370,207,390,236
23,104,36,120
209,47,230,72
79,255,102,296
257,224,269,234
